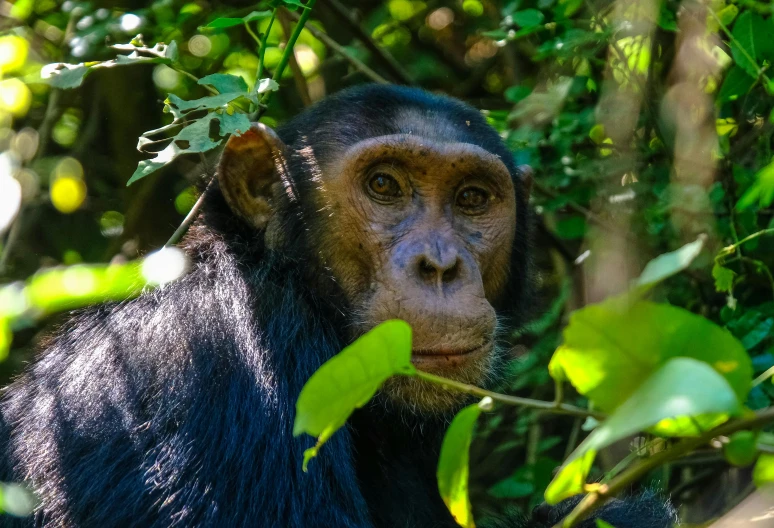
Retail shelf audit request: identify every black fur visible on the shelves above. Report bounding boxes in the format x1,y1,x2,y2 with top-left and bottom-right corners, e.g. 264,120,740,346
0,85,675,527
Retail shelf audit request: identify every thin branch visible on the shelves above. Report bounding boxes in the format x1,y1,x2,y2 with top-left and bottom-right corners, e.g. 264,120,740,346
556,406,774,527
165,171,215,247
256,10,277,83
278,8,312,106
320,0,414,85
414,370,604,420
285,9,388,84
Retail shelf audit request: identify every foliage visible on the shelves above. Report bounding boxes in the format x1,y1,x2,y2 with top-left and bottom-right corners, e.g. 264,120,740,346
1,0,774,526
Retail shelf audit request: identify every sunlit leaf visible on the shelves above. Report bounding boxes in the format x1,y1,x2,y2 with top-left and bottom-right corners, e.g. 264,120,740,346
544,450,595,504
548,299,752,413
547,358,741,504
0,317,10,362
635,236,705,290
438,402,485,528
293,320,415,469
754,454,774,487
730,12,774,79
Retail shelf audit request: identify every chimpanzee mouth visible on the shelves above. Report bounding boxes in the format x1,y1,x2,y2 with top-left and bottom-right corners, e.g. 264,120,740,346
410,343,491,367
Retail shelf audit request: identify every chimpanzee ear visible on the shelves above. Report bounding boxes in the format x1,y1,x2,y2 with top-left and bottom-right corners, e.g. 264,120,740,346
217,123,288,230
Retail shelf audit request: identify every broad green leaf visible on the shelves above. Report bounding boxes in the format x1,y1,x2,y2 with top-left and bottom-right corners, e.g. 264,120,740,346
549,299,752,413
218,112,251,137
741,318,773,350
635,236,705,290
40,40,178,89
729,12,774,79
512,9,544,28
127,143,183,185
438,402,485,528
41,64,89,89
294,320,414,468
547,358,741,504
198,73,249,95
200,10,272,29
718,66,756,103
166,93,246,118
737,160,774,211
754,454,774,487
713,263,736,293
544,450,595,504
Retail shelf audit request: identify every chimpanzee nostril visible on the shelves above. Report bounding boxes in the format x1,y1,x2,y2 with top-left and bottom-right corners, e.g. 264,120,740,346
415,255,461,286
441,264,458,284
419,258,436,279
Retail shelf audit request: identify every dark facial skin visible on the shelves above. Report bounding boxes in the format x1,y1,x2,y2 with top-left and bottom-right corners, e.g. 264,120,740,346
310,134,517,409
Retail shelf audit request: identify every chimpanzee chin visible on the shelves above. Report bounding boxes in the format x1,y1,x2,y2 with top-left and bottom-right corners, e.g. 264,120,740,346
0,84,676,528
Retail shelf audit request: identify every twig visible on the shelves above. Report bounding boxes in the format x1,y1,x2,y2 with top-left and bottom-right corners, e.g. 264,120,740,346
285,9,388,84
261,0,318,106
320,0,414,85
413,370,605,420
556,406,774,527
278,8,312,106
255,10,277,83
165,170,215,247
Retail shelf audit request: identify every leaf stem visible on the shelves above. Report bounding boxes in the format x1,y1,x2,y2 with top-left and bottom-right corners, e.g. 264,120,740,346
255,10,277,86
719,228,774,257
165,177,215,247
413,370,604,419
260,0,317,106
556,406,774,527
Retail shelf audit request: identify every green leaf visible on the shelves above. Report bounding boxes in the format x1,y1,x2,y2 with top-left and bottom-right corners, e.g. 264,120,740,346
718,66,756,103
512,9,544,28
737,159,774,210
596,521,616,528
42,64,89,89
724,431,759,467
0,317,10,362
438,402,484,528
716,5,739,26
217,111,251,137
754,453,774,487
293,320,415,468
547,358,741,504
729,11,774,79
635,236,705,290
198,73,248,95
555,216,586,240
166,93,246,117
549,299,752,413
201,10,272,30
127,143,183,185
712,263,736,293
544,450,595,504
256,78,280,94
741,318,774,350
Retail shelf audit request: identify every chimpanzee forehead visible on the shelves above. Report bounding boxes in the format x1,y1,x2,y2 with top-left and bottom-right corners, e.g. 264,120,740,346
276,85,516,176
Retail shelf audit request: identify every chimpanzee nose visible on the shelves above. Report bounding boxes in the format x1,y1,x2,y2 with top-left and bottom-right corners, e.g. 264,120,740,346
415,249,462,286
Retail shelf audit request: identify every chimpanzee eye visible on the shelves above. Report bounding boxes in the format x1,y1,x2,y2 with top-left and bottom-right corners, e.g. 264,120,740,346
366,172,402,201
456,187,490,213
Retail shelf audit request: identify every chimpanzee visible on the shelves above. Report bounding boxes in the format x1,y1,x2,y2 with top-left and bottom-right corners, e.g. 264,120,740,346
0,85,676,528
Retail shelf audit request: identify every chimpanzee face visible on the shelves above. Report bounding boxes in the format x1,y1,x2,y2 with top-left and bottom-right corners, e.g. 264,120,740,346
218,122,520,412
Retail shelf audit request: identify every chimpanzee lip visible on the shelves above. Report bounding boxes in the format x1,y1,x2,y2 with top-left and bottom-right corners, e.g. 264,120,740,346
411,343,491,366
413,347,480,356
